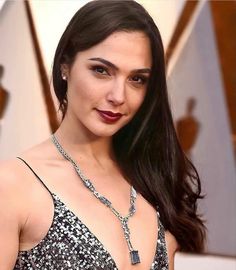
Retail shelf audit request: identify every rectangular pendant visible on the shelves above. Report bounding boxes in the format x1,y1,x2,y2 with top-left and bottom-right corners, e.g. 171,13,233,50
130,250,141,265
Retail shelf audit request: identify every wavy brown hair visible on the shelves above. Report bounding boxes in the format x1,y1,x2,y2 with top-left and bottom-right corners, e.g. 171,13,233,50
52,0,206,252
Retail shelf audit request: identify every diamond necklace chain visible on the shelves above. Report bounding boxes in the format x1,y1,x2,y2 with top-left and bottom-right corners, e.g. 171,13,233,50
51,134,141,265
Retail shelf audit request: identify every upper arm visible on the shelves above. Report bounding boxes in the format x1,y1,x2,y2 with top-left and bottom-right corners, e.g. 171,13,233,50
165,231,179,270
0,160,24,269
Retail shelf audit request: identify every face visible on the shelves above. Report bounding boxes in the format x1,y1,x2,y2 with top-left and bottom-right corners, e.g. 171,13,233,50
63,31,152,137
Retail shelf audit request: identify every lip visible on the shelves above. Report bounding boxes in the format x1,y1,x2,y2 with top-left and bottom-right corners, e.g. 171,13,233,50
96,109,123,123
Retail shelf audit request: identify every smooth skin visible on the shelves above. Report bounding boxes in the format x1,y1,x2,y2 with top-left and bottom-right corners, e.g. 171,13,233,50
0,31,178,270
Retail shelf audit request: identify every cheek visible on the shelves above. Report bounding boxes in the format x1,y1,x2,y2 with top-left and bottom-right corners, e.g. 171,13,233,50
69,76,97,103
128,91,146,114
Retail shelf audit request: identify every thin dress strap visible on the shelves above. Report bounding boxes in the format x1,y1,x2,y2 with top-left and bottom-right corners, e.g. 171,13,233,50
16,156,53,196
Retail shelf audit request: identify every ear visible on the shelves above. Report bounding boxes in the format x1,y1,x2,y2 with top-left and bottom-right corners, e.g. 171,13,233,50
60,64,69,80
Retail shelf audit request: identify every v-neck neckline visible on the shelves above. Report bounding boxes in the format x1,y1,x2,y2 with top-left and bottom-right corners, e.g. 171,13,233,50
52,192,160,270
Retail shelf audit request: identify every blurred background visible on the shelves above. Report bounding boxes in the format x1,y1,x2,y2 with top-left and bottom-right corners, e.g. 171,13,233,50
0,0,235,269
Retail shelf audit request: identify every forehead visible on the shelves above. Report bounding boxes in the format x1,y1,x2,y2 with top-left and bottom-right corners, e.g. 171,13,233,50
74,31,152,70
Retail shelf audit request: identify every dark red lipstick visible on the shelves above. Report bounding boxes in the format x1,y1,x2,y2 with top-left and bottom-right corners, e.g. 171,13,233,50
96,109,123,123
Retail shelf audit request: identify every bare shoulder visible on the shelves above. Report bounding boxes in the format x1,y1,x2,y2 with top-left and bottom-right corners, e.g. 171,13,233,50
165,231,179,270
0,158,31,214
0,158,33,268
0,138,52,202
0,158,26,192
0,161,26,232
19,137,54,160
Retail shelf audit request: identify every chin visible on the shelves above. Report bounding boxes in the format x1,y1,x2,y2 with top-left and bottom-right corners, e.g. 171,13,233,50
91,129,119,138
83,116,132,137
88,123,125,138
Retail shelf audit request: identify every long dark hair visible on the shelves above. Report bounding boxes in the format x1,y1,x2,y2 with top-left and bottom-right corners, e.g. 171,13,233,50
52,0,206,252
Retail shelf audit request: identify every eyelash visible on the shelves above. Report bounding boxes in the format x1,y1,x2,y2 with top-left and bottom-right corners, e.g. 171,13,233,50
130,75,148,85
90,65,110,76
90,65,148,85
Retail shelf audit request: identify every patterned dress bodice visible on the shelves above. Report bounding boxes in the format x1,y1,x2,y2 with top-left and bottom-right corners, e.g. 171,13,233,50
14,158,169,269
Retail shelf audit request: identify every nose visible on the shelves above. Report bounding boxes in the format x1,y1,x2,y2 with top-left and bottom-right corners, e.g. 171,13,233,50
106,79,125,106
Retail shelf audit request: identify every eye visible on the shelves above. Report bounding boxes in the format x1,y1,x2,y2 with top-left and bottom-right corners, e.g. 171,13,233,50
91,65,110,76
130,75,148,85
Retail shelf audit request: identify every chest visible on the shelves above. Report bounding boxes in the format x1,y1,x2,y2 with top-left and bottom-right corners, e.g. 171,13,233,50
18,161,166,269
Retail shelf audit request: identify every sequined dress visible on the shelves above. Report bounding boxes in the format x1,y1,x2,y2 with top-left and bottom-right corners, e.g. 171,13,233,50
14,158,169,269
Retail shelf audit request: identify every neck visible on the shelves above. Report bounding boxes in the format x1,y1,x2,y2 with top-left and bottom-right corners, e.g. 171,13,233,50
53,117,114,163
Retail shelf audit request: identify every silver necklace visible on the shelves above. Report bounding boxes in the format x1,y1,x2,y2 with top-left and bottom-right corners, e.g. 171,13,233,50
51,134,141,265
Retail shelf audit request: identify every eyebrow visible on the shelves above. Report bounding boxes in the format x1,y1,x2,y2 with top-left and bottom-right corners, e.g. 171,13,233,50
88,57,151,74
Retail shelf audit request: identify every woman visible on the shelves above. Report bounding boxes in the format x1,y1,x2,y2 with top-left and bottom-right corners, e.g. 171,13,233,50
0,1,205,269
